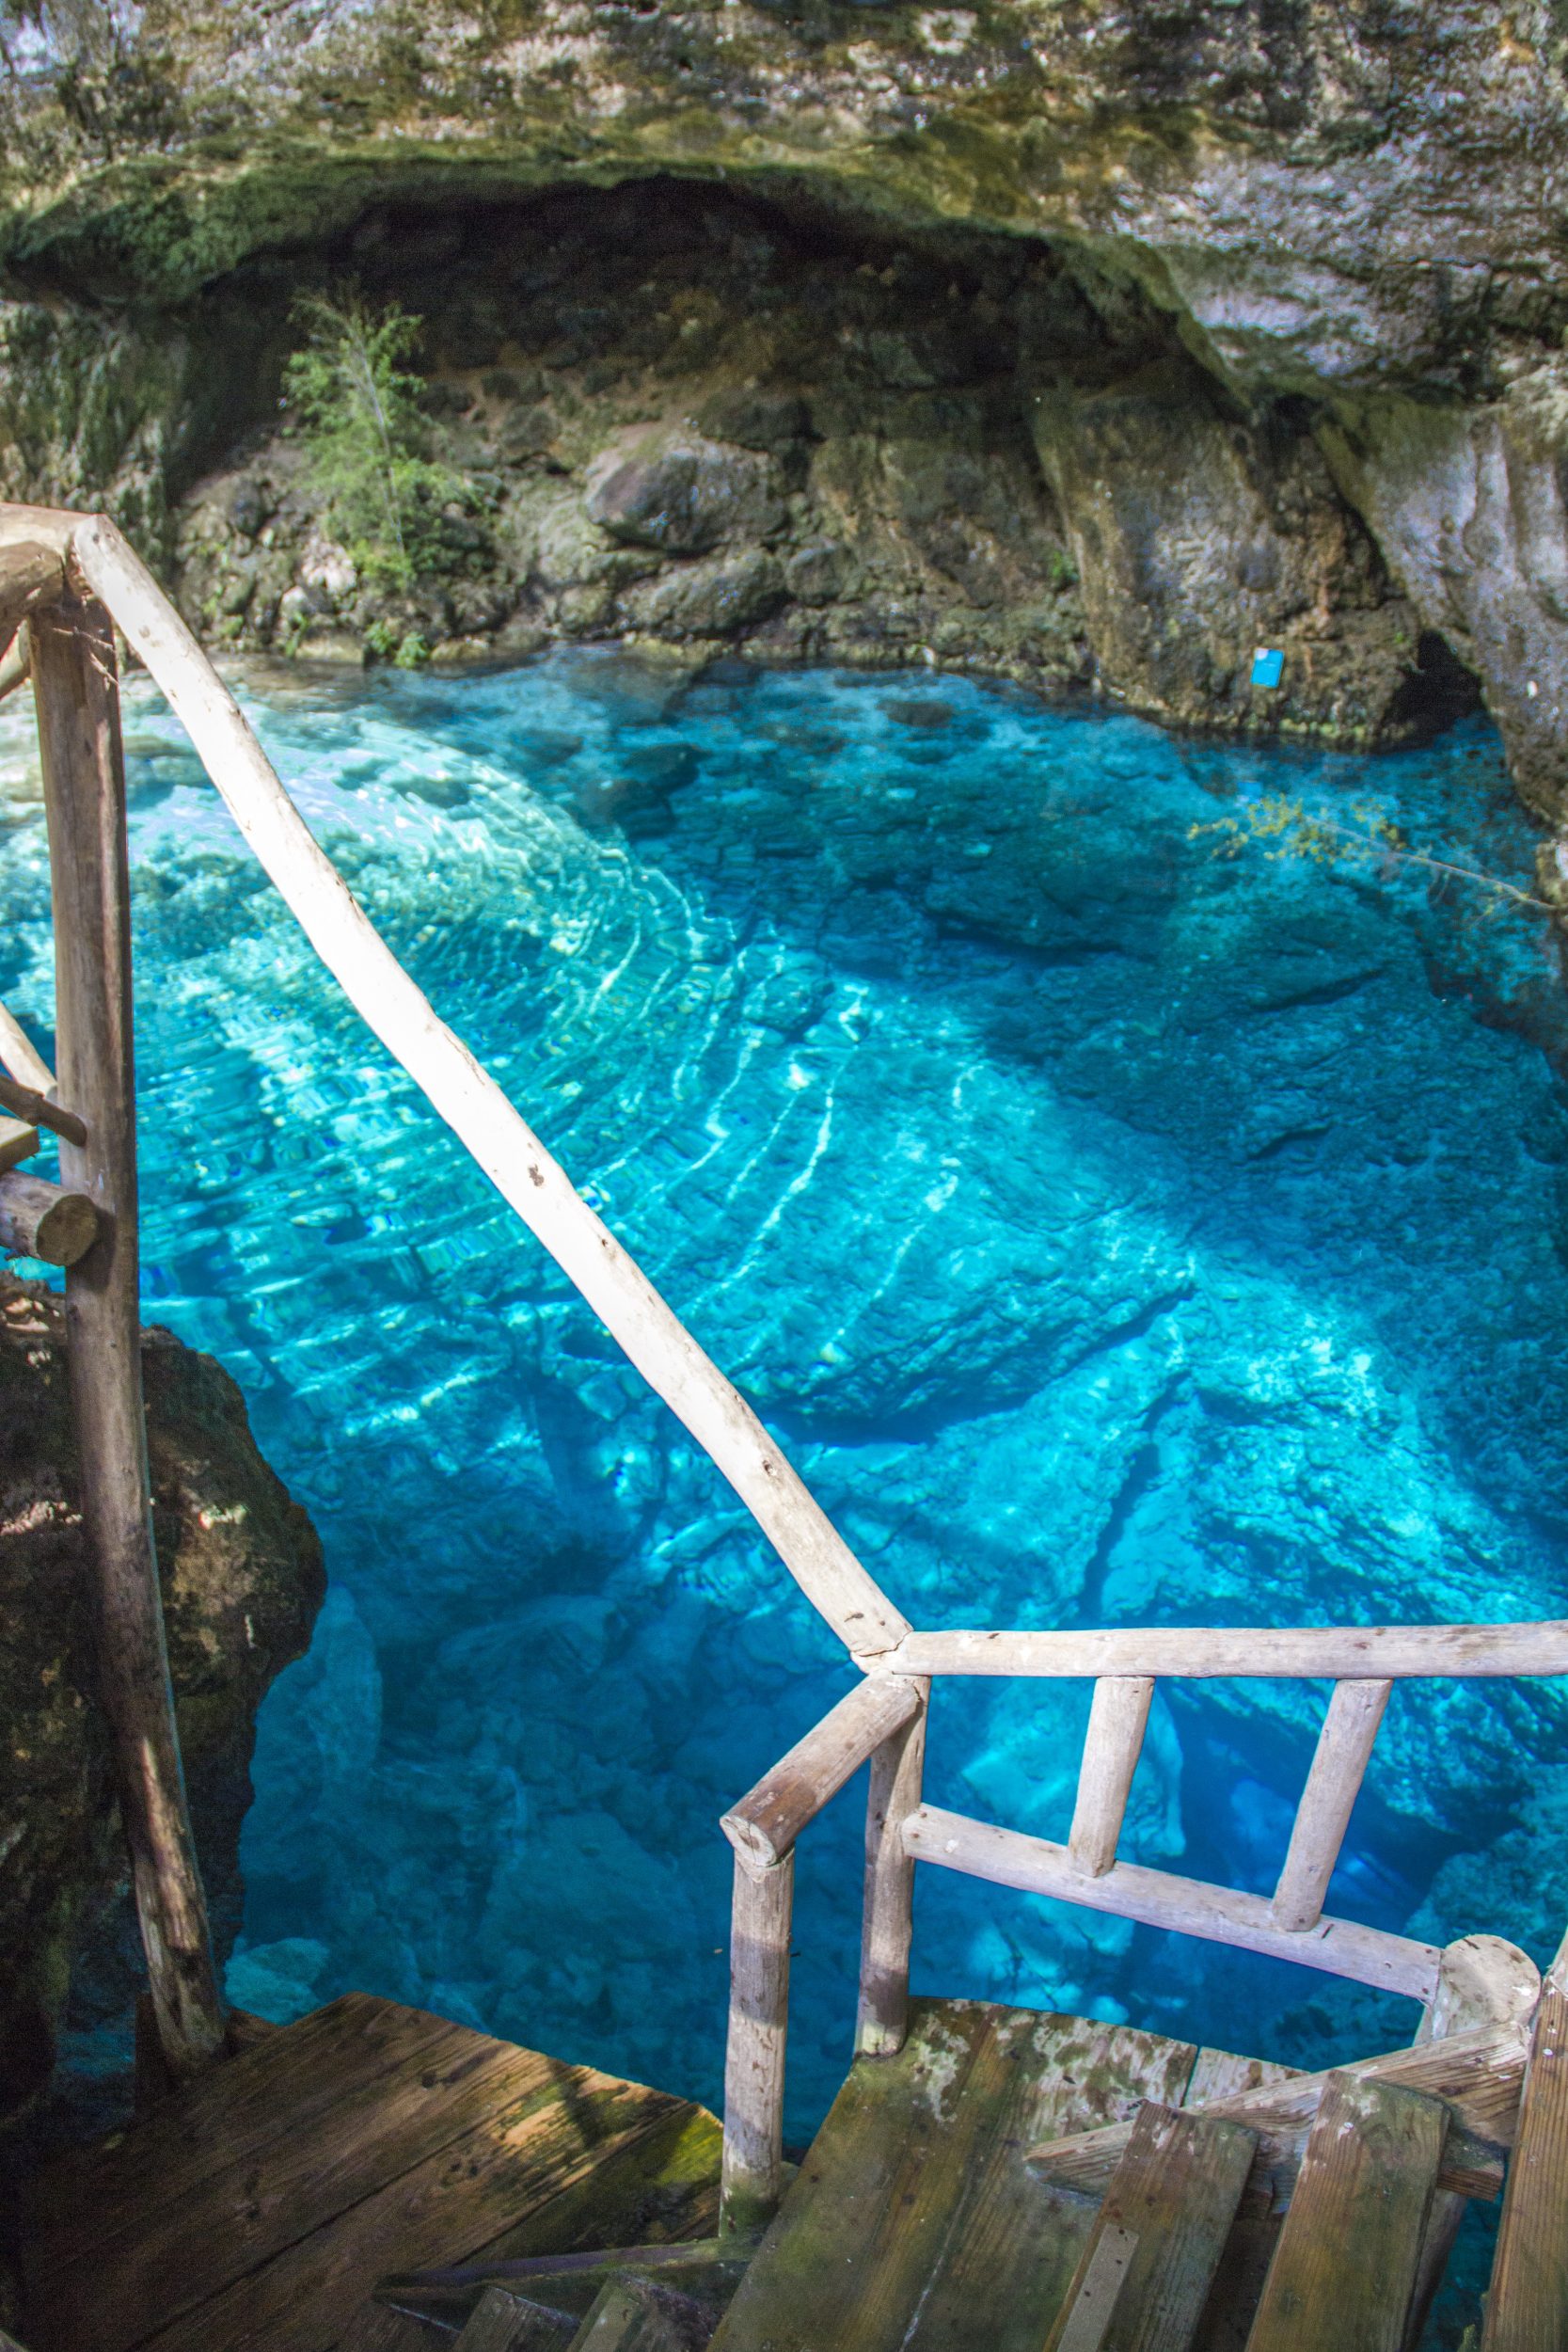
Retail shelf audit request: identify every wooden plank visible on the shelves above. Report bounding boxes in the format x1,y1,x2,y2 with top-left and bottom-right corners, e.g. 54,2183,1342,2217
906,1806,1440,1997
1030,2019,1522,2200
1050,2227,1139,2352
720,1851,792,2237
338,2309,453,2352
25,1998,531,2352
33,592,225,2082
1481,1954,1568,2351
1184,2050,1300,2108
1069,1678,1154,1879
72,510,909,1661
570,2277,715,2351
1243,2074,1446,2352
709,1999,1196,2352
452,2286,576,2351
1043,2105,1258,2352
856,1682,927,2057
1272,1681,1390,1931
889,1625,1568,1678
721,1677,919,1873
463,2105,721,2267
138,2071,702,2352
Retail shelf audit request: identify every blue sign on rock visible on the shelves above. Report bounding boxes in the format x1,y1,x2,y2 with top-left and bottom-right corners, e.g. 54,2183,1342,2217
1251,647,1285,689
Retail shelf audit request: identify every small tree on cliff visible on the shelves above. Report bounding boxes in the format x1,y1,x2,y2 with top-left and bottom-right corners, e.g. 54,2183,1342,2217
284,295,458,590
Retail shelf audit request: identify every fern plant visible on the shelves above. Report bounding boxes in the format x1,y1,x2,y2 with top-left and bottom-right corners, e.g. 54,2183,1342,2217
283,295,461,591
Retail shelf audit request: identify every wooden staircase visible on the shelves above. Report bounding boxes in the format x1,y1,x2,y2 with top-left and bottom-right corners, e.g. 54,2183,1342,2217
27,1980,1557,2352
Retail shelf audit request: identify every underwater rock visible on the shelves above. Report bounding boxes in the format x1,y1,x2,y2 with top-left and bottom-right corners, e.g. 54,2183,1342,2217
0,1276,324,2134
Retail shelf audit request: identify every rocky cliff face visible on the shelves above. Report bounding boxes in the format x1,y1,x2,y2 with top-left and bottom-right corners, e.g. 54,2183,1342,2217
0,3,1562,798
0,1276,324,2138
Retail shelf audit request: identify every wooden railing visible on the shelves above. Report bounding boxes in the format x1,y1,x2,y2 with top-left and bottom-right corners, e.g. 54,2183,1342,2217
715,1635,1567,2233
0,505,1560,2205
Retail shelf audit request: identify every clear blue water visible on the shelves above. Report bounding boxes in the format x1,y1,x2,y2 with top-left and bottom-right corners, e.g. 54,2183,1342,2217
4,655,1568,2153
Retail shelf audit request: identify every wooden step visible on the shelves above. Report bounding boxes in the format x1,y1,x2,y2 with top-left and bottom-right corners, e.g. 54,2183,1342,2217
454,2285,578,2350
1482,1955,1568,2350
22,1994,721,2352
1243,2071,1447,2352
706,1997,1200,2352
568,2278,717,2351
1042,2103,1258,2352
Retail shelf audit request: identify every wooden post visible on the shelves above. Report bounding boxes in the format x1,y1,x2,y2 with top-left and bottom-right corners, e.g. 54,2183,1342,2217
721,1849,794,2241
32,594,227,2082
1069,1677,1154,1878
856,1678,927,2057
1273,1679,1391,1931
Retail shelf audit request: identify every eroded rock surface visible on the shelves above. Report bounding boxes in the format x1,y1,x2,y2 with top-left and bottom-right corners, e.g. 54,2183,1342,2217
0,1277,324,2135
2,2,1565,781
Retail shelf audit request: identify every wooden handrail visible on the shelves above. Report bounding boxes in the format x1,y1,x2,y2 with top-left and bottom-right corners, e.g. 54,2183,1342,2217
1272,1679,1392,1931
67,511,909,1662
721,1675,922,1874
1068,1676,1153,1878
902,1804,1441,1998
889,1623,1568,1678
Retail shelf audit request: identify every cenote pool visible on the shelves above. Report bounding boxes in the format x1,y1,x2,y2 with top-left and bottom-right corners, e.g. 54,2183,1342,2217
5,654,1568,2151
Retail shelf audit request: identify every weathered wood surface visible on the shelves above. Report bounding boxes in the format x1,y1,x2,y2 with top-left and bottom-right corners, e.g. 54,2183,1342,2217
0,1170,99,1265
1042,2104,1257,2352
571,2277,715,2351
856,1681,927,2056
1069,1677,1154,1879
338,2310,452,2352
720,1851,793,2236
451,2286,575,2351
889,1625,1568,1678
1029,2018,1522,2201
906,1806,1440,1997
721,1677,919,1874
0,995,55,1092
1404,1937,1541,2350
1243,2074,1445,2352
71,510,906,1661
33,593,226,2083
0,1071,86,1144
708,1998,1197,2352
0,537,66,650
23,1994,721,2352
1481,1947,1568,2352
1272,1679,1390,1931
0,1114,38,1172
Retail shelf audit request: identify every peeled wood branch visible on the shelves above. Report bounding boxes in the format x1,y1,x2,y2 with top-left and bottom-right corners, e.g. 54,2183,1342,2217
0,996,55,1093
890,1623,1568,1679
70,512,909,1662
1068,1676,1153,1878
903,1805,1439,1997
0,1170,99,1266
1273,1679,1391,1931
0,1072,86,1147
721,1676,921,1876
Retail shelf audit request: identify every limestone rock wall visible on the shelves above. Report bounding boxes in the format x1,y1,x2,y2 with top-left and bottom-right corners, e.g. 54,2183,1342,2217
0,1276,324,2136
0,2,1564,785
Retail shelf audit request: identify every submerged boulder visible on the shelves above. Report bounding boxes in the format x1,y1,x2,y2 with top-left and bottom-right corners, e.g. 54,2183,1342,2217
0,1277,324,2137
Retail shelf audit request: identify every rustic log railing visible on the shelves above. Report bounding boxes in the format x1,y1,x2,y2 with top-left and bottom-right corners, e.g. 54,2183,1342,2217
0,506,1560,2216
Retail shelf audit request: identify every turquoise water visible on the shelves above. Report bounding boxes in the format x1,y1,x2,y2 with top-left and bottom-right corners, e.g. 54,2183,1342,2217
4,656,1568,2153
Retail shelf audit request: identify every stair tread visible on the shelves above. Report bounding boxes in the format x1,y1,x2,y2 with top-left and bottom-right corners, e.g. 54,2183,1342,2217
454,2285,577,2351
708,1996,1198,2352
569,2278,716,2352
1043,2101,1259,2352
1243,2070,1447,2352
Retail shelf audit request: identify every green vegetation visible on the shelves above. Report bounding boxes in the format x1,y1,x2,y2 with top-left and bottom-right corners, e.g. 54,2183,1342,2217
283,294,464,592
1191,795,1550,916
